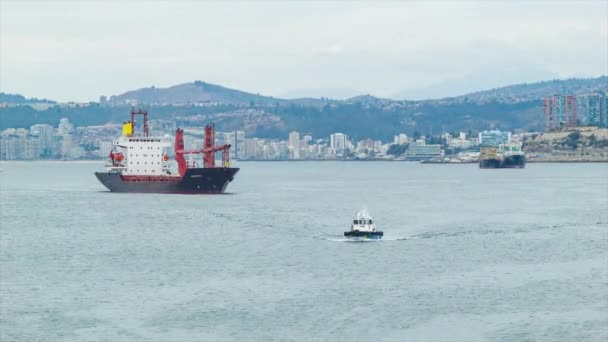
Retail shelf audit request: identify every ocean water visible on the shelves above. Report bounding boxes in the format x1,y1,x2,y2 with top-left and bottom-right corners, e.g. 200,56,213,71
1,161,607,341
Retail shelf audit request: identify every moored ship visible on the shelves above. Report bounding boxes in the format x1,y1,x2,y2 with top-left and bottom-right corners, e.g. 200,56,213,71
95,108,239,193
479,143,526,169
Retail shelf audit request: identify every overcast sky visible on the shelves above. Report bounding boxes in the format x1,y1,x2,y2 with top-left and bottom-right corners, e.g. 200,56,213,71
1,1,607,101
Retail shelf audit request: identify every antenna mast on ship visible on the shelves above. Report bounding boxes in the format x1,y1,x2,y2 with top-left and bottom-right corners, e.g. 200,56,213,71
130,107,149,137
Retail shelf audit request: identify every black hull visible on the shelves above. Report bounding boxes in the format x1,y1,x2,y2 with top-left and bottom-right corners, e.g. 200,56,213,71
479,156,526,169
344,231,384,238
95,168,239,194
501,155,526,168
479,158,501,169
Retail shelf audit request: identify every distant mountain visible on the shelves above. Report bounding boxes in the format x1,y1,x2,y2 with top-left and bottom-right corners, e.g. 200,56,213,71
0,92,55,104
3,76,607,139
450,76,608,104
394,67,559,100
109,76,606,107
109,80,291,106
343,94,397,107
279,87,364,100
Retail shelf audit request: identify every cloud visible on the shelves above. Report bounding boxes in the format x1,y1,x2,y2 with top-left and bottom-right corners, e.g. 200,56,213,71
323,44,345,56
0,1,606,101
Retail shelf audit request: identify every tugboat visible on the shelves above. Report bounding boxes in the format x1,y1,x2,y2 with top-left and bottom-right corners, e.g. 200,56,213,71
344,210,383,239
94,108,239,194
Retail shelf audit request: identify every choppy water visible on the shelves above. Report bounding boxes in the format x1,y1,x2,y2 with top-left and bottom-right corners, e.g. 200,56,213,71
1,161,607,341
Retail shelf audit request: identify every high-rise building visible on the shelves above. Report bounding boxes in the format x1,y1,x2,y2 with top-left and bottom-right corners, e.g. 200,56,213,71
330,133,348,153
302,134,312,146
279,141,289,159
61,135,73,159
578,94,607,128
288,131,300,159
0,128,40,160
23,137,39,160
544,95,577,131
244,138,260,159
0,129,19,160
602,96,608,128
30,124,54,157
58,118,73,136
234,131,245,159
221,130,246,160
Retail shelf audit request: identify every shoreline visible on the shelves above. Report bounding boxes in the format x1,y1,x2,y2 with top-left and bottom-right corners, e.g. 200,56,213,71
1,159,607,164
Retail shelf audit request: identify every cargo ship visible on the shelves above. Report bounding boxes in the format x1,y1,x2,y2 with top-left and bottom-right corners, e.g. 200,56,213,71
479,143,526,169
95,108,239,193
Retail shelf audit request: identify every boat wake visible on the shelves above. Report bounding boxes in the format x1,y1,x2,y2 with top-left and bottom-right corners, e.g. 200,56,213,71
322,235,412,242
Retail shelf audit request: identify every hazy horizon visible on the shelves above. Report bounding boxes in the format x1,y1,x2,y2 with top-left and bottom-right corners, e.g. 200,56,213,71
1,1,607,102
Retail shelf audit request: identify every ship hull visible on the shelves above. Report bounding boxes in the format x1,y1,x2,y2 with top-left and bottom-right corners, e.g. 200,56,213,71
344,231,384,239
479,156,526,169
479,158,501,169
501,155,526,168
95,168,239,194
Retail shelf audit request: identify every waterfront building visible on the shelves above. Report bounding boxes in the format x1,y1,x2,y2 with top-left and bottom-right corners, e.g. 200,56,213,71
478,130,511,147
302,134,312,147
393,133,408,145
220,131,245,160
330,133,347,150
404,142,442,161
244,138,266,159
278,141,289,159
58,118,73,136
442,133,453,144
61,135,73,159
30,124,54,157
288,131,300,159
448,132,478,150
0,128,40,160
330,132,348,156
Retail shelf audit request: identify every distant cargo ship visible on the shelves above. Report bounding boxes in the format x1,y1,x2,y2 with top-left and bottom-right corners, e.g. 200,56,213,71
479,143,526,169
95,108,239,193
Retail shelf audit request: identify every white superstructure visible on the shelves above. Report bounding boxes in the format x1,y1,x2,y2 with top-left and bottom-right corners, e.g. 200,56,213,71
108,135,172,176
350,210,378,233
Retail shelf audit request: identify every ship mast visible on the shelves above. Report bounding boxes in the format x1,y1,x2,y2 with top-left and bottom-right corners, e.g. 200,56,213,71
174,124,232,177
130,107,149,137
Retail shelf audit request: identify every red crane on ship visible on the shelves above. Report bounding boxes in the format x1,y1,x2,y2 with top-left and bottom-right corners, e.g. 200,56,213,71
174,124,231,177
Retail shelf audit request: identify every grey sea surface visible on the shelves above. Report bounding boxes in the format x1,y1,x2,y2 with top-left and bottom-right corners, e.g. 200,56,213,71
1,161,607,341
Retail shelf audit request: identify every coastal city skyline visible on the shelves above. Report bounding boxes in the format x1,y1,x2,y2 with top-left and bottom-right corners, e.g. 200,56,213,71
2,79,606,162
2,100,606,162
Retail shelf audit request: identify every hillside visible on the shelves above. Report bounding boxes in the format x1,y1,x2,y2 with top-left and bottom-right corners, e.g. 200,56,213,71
108,76,606,107
110,81,292,106
451,76,607,104
524,127,608,162
2,76,606,139
0,92,55,104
